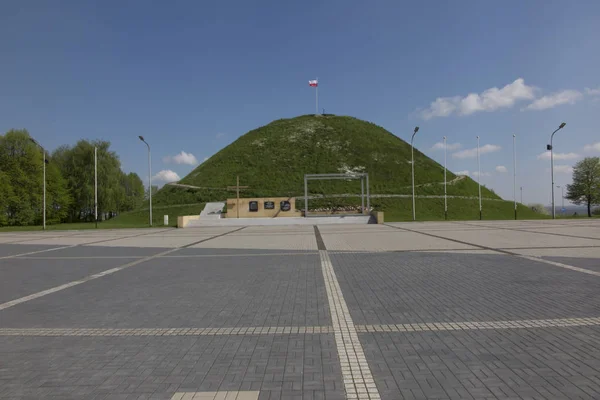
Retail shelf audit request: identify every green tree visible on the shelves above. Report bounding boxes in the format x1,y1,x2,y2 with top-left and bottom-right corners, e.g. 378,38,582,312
51,141,94,221
0,129,70,226
527,203,550,215
45,162,72,224
120,172,145,210
566,157,600,217
52,139,144,222
0,170,14,226
1,130,145,227
0,130,38,225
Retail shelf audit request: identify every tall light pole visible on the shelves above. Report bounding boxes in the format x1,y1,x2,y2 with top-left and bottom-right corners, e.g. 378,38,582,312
138,136,152,227
94,146,98,228
443,135,447,220
29,137,46,230
411,126,419,221
557,185,565,214
520,186,523,204
513,134,517,220
548,122,566,219
477,136,482,220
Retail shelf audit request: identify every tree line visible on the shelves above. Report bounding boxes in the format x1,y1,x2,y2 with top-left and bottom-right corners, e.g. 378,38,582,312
566,157,600,217
0,129,145,226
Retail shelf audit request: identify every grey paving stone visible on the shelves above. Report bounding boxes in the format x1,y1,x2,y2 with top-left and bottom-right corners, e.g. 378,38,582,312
331,251,600,325
360,326,600,400
0,334,345,400
0,253,330,329
2,223,600,399
0,258,139,304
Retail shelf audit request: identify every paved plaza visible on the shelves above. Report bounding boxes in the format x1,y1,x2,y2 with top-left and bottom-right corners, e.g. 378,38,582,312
1,220,600,399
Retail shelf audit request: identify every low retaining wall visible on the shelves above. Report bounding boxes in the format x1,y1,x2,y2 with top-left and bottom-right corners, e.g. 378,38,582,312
371,211,384,224
179,215,372,227
177,215,200,228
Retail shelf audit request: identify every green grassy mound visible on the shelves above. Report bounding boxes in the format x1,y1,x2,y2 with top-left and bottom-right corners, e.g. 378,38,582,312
153,115,500,205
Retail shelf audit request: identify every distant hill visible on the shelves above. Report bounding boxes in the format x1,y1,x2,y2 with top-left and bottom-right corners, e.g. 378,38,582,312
154,115,501,207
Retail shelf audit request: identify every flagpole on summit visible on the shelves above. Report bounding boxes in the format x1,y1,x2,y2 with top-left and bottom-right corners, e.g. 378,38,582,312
309,79,319,115
316,77,319,115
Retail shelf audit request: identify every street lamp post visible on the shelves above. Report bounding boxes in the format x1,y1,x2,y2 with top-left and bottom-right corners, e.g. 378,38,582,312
29,137,46,230
138,136,153,227
411,126,419,221
513,134,517,220
548,122,566,219
520,186,523,204
477,136,482,220
94,147,98,228
556,185,565,214
443,136,447,220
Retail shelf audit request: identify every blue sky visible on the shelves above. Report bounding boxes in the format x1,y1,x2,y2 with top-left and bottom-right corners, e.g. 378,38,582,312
2,0,599,205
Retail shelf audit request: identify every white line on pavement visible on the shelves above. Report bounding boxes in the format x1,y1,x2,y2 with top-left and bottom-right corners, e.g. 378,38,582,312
18,256,149,260
356,316,600,333
0,326,333,337
0,245,77,260
0,248,179,311
319,249,380,400
518,255,600,277
0,227,246,311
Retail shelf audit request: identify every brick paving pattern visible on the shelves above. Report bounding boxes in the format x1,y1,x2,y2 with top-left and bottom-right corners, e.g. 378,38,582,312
330,252,600,325
0,334,344,400
0,253,330,329
1,219,600,399
361,326,600,399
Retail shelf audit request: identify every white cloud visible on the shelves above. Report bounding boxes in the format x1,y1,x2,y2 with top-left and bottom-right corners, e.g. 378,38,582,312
420,78,535,119
431,142,462,151
553,165,573,174
454,170,470,176
452,144,502,159
472,171,492,178
584,142,600,152
585,87,600,96
152,170,181,182
495,165,507,173
524,90,583,111
163,151,198,165
537,151,580,160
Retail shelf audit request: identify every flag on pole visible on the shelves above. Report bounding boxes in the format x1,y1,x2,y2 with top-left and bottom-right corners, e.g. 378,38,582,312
309,79,319,115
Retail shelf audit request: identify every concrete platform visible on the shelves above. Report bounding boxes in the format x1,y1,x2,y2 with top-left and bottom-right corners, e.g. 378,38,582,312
187,215,372,227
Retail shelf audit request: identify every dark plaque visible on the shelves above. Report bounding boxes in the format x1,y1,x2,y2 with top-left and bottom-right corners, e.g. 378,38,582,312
249,201,259,212
264,201,275,210
280,201,291,212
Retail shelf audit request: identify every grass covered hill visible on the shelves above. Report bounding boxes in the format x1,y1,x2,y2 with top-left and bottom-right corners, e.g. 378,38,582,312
153,115,499,206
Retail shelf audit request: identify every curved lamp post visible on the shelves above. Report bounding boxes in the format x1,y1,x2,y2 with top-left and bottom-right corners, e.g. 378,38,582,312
138,136,153,227
548,122,566,219
477,136,482,220
411,126,419,221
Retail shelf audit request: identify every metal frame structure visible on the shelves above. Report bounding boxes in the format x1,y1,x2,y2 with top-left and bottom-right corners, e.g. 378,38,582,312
303,173,370,218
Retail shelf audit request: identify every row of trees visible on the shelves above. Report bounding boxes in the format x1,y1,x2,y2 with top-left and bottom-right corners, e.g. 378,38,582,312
0,129,145,226
566,157,600,217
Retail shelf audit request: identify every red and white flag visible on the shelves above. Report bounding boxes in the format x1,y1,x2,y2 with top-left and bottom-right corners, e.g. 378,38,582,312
308,79,318,87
